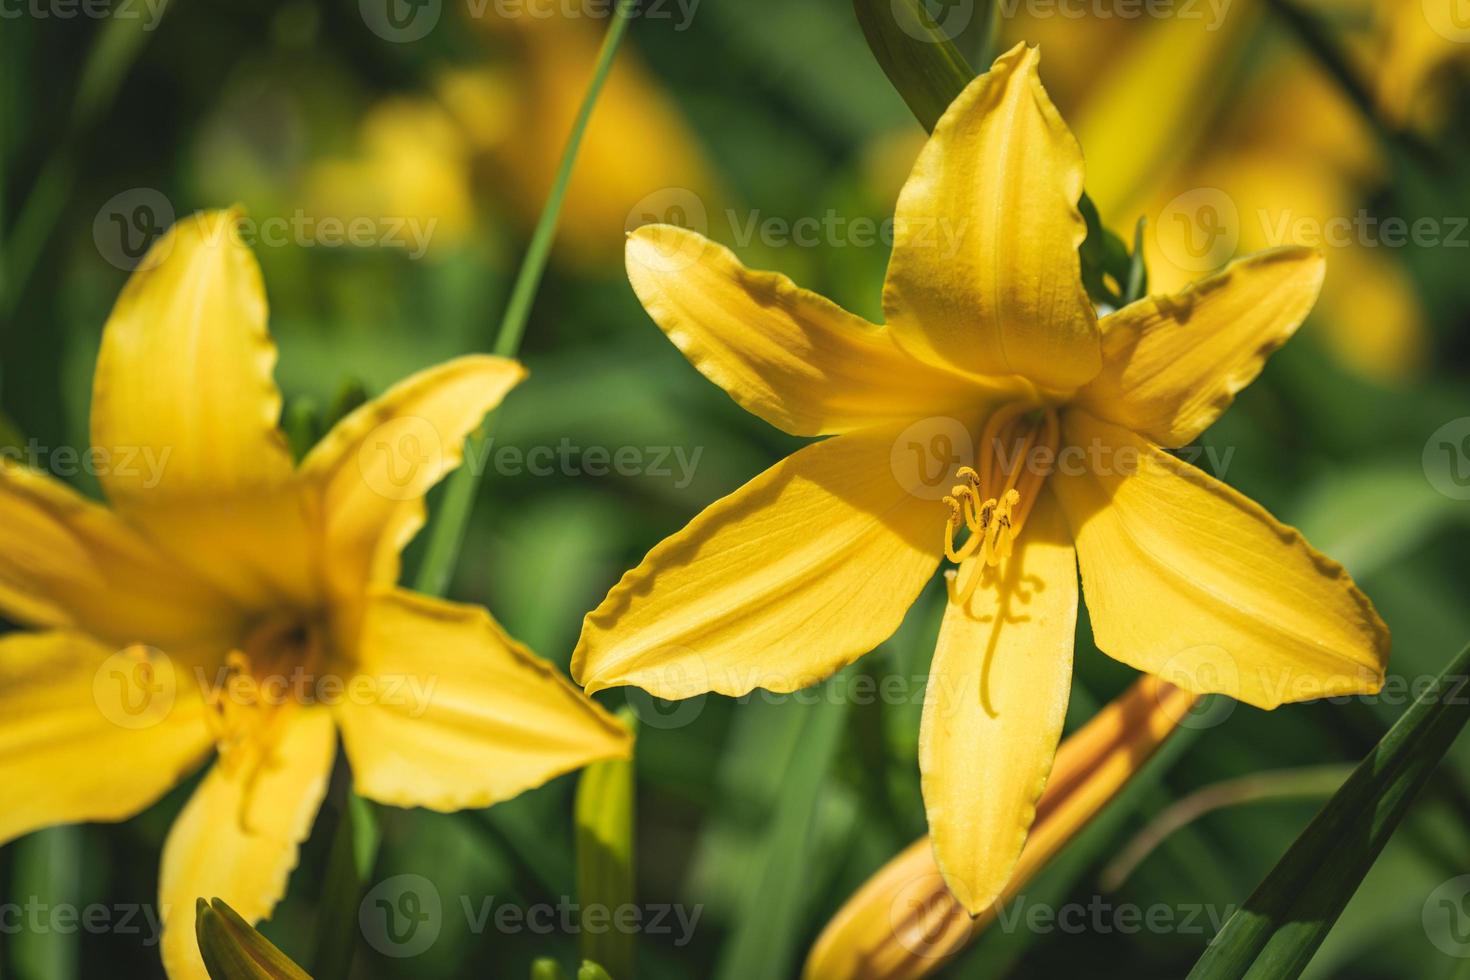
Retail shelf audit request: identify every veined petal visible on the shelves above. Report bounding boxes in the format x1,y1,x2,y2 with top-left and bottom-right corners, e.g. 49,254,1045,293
337,588,630,811
300,355,525,609
573,422,946,698
1054,411,1390,709
1076,248,1324,448
0,461,238,648
90,209,313,610
626,226,983,437
803,675,1196,980
0,632,213,845
159,708,335,980
882,44,1099,390
919,490,1076,915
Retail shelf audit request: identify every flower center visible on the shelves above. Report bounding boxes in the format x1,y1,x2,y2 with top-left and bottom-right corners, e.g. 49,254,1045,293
942,402,1059,604
203,614,325,828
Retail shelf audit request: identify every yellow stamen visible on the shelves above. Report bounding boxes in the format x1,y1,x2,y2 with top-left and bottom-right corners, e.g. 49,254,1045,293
938,404,1060,590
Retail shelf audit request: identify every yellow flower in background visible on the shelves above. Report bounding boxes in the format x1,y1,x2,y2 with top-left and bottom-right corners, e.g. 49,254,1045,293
306,97,478,251
803,677,1198,980
303,8,719,267
572,45,1389,914
0,210,631,978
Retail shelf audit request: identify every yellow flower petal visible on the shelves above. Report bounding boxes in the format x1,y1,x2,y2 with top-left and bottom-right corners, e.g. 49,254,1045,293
300,355,525,614
1054,411,1389,708
804,675,1196,979
0,632,212,845
883,44,1099,390
1075,247,1324,448
159,708,335,980
919,490,1076,915
573,422,945,698
90,209,313,611
0,461,238,648
338,589,630,811
625,226,983,437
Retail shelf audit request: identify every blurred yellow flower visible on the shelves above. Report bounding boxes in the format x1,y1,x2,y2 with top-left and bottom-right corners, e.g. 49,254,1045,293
0,210,630,979
803,676,1197,980
304,9,719,268
572,45,1388,915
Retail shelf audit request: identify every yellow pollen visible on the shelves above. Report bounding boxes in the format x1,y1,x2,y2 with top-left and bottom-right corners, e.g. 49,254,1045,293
941,404,1060,605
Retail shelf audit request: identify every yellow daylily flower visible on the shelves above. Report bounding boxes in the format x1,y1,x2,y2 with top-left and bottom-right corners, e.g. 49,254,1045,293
572,45,1389,914
803,676,1198,979
0,209,631,979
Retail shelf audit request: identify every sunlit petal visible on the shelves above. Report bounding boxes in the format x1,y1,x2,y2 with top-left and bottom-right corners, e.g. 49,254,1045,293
1054,411,1389,708
883,44,1099,390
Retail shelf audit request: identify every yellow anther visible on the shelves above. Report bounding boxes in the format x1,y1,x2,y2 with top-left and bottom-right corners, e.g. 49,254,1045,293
938,405,1060,584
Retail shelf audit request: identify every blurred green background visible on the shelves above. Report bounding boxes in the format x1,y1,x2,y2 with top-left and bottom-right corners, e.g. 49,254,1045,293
3,0,1470,977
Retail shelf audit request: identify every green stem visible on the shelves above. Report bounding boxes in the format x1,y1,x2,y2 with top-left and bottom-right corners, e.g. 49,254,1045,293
412,0,637,598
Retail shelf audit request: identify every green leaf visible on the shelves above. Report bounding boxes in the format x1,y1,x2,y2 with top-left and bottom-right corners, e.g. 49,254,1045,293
196,897,311,980
575,710,638,979
1186,642,1470,980
312,793,380,980
577,963,614,980
714,683,852,980
851,0,978,133
7,827,80,980
531,959,568,980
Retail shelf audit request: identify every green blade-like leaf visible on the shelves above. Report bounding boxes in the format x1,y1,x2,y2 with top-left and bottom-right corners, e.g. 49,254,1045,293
312,792,380,980
1186,643,1470,980
851,0,978,133
714,683,851,980
575,710,638,979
